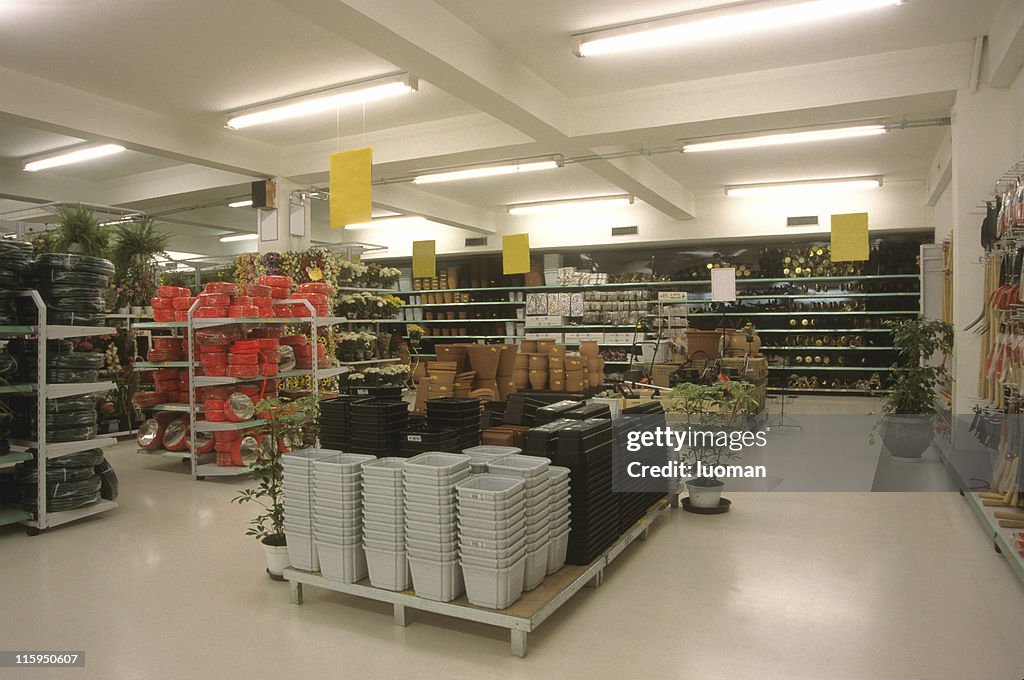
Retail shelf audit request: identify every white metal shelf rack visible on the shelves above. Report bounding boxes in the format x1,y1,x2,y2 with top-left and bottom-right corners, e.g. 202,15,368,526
9,291,118,534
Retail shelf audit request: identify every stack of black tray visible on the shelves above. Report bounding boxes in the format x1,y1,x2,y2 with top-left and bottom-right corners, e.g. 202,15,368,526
481,401,506,429
617,402,669,531
503,394,547,426
563,402,611,420
399,423,460,457
318,395,372,450
534,400,584,425
425,397,480,450
523,419,577,458
347,400,410,456
555,418,618,565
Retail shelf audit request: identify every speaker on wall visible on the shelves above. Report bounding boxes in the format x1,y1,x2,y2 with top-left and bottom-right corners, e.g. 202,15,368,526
252,180,276,209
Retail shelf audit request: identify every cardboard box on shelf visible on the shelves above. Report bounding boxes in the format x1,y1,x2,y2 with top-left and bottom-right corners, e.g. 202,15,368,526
525,332,564,342
564,331,604,343
526,315,568,327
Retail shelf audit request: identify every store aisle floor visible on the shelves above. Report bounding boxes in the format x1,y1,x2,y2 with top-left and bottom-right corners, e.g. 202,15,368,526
1,441,1022,680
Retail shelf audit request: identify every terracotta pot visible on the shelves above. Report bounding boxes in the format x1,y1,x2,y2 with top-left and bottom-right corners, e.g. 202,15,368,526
582,377,590,390
496,344,517,377
579,340,599,357
528,354,549,370
498,377,518,400
529,368,548,390
467,344,501,380
587,357,601,371
513,367,529,389
537,339,556,354
514,354,530,369
566,377,583,392
447,266,459,290
588,370,601,385
549,356,564,370
548,345,565,359
520,340,538,354
566,357,583,371
436,344,469,372
550,377,565,392
550,368,565,385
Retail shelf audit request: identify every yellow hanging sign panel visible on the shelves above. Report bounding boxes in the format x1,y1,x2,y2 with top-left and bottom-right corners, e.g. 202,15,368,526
830,213,869,262
412,240,436,279
503,233,531,274
330,147,372,228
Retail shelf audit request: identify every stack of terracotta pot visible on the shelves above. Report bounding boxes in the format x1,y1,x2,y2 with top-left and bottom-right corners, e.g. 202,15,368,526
414,343,520,409
517,339,605,393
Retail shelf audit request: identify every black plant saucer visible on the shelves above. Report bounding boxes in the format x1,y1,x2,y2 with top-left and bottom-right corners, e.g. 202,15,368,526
682,497,731,515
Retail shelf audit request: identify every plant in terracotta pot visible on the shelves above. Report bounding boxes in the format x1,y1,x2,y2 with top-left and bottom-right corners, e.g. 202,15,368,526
232,395,319,580
667,380,759,511
874,318,953,459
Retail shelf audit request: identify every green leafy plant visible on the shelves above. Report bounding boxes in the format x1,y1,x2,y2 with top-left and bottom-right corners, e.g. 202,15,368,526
232,396,320,544
53,205,108,256
881,318,954,415
111,218,169,272
159,270,193,289
666,380,760,479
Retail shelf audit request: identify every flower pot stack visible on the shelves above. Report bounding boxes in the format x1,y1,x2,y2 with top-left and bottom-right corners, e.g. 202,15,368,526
151,286,191,322
312,452,375,583
361,457,412,591
281,449,336,572
545,466,572,574
456,474,528,609
426,397,480,451
403,452,470,601
461,444,519,474
519,338,605,394
486,454,552,591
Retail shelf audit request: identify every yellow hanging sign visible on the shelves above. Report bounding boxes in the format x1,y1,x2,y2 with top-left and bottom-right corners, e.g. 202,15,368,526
503,233,531,275
831,213,869,262
330,147,372,228
412,240,436,279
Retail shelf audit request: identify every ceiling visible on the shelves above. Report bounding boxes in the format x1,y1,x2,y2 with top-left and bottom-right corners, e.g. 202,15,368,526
0,0,1005,255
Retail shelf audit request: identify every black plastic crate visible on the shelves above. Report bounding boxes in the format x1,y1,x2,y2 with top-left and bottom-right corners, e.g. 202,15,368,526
534,400,584,425
563,402,611,420
348,385,404,400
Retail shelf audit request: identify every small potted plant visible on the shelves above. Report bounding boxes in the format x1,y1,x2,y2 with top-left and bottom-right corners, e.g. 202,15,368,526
233,395,320,580
667,380,759,511
875,318,953,459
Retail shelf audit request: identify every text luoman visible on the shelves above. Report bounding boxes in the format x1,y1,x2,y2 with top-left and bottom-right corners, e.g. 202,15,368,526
626,461,767,479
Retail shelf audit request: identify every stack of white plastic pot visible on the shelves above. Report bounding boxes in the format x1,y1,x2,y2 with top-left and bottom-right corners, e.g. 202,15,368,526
545,465,572,574
281,449,335,572
457,474,528,608
403,452,471,601
462,445,521,474
487,455,552,591
312,452,375,582
361,457,411,591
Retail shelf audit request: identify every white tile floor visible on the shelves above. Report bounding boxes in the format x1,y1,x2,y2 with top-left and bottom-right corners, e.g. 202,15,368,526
1,403,1023,679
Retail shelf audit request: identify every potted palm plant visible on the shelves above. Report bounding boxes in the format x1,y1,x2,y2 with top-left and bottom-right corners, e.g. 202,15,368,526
53,205,109,256
111,218,170,314
232,395,320,580
876,318,953,459
666,380,759,511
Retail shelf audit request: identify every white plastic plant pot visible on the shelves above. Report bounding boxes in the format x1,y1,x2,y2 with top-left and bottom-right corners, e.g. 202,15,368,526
545,529,570,575
286,531,320,572
314,453,377,476
281,449,336,466
364,546,411,591
462,555,527,610
460,547,526,569
458,497,527,518
457,511,527,533
458,523,527,545
407,555,465,602
404,471,470,490
316,540,368,584
455,474,525,501
262,538,290,577
487,455,551,480
361,457,408,478
686,478,724,509
403,452,472,477
522,542,550,591
459,539,526,561
363,534,407,551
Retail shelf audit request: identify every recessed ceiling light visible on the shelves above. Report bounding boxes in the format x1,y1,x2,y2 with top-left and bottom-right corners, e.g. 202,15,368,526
725,177,883,196
508,195,634,215
683,125,887,153
219,233,259,242
226,74,417,129
573,0,904,57
23,144,126,172
227,199,253,208
411,158,563,184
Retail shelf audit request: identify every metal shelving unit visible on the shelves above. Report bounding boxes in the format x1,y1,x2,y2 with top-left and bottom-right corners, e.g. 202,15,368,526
10,292,119,534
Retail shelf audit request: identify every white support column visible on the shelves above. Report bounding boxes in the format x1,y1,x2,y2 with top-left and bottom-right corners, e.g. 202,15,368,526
949,86,1018,448
258,178,311,254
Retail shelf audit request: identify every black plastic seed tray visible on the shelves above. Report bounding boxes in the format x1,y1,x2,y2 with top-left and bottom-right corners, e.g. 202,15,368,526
567,521,618,548
400,426,459,446
563,403,611,420
503,395,547,426
621,401,666,416
426,411,480,426
553,441,613,471
426,396,480,413
557,418,612,451
534,400,584,425
351,399,409,416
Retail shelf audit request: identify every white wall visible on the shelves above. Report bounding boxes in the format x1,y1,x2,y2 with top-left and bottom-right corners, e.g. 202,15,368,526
357,180,929,259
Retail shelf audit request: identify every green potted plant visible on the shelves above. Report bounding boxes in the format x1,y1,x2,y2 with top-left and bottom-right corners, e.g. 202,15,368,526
667,380,760,510
876,318,953,459
232,395,320,580
53,205,109,256
111,218,170,314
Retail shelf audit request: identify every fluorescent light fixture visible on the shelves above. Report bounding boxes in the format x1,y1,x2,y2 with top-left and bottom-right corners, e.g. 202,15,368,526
227,199,253,208
226,74,417,129
725,177,883,197
23,143,126,172
346,216,427,230
508,195,634,215
683,125,887,153
573,0,903,57
219,233,259,243
412,158,562,184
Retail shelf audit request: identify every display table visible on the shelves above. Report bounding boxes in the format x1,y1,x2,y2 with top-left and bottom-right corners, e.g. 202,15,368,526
284,498,669,657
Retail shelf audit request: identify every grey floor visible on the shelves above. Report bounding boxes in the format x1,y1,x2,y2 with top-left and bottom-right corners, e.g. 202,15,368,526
0,396,1022,679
